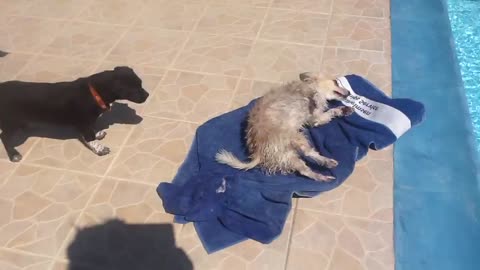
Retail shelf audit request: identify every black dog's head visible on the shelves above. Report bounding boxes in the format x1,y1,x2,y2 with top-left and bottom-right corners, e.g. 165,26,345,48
110,66,149,104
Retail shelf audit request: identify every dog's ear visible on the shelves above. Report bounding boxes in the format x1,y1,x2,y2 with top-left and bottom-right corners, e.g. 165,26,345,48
113,66,134,74
114,66,132,71
299,72,317,83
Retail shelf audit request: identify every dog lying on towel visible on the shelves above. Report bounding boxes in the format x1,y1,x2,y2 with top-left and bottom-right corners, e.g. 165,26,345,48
216,73,353,181
0,66,149,162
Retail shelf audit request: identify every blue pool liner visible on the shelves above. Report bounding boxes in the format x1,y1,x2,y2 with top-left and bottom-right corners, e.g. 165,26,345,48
392,1,480,269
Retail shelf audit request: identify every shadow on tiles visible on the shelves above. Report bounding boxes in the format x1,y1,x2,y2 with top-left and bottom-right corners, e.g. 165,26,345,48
3,102,143,148
67,219,193,270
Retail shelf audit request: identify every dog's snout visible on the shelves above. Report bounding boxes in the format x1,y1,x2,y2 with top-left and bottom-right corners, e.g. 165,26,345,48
139,88,149,99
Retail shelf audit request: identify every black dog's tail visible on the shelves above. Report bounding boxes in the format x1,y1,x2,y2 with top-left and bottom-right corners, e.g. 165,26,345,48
0,51,8,57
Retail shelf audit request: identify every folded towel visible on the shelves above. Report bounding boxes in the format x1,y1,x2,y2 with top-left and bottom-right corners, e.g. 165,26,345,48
157,74,425,253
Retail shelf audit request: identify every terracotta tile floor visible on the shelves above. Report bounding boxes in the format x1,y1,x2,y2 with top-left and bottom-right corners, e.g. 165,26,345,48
0,0,392,269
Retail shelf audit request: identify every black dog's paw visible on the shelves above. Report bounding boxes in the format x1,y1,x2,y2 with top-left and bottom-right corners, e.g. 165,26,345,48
10,154,23,162
86,141,111,156
95,130,107,140
97,146,110,156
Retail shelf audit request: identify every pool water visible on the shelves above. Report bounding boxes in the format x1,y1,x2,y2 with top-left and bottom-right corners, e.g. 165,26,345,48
447,0,480,152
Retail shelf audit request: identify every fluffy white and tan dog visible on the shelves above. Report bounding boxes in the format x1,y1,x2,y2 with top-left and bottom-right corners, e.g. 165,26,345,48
216,72,353,181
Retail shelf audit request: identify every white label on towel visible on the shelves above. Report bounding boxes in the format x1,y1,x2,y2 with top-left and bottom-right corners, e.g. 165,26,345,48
336,76,412,138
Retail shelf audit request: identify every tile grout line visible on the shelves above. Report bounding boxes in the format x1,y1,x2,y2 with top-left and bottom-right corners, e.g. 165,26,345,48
0,246,59,270
0,163,19,180
132,0,212,132
5,43,389,67
20,43,391,61
156,67,242,80
9,5,389,22
226,0,274,109
0,246,56,260
142,114,204,125
165,0,211,74
16,160,157,187
283,198,299,270
298,206,393,223
19,132,42,163
268,6,389,20
320,0,336,64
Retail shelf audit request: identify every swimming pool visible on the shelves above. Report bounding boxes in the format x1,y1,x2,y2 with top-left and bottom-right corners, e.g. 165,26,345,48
392,0,480,269
447,0,480,153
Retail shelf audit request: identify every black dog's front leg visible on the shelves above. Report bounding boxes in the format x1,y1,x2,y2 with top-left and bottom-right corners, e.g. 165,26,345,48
94,130,107,140
81,125,107,141
78,125,110,156
80,125,96,142
0,127,22,162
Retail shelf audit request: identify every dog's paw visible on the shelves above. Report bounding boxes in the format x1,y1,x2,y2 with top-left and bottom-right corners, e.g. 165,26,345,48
10,154,22,162
324,175,336,181
96,146,110,156
341,106,354,116
313,174,335,182
324,158,338,168
87,141,111,156
95,130,107,140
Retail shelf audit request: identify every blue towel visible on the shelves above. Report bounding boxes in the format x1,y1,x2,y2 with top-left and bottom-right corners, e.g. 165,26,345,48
157,74,425,253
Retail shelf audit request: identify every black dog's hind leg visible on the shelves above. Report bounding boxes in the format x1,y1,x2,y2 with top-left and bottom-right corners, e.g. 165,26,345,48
78,125,110,156
0,125,23,162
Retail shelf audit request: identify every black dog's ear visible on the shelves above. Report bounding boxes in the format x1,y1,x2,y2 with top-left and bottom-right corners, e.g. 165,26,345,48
113,66,136,79
113,66,133,73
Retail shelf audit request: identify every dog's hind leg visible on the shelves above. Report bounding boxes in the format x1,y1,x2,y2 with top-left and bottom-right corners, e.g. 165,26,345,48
0,125,22,162
290,155,335,182
292,135,338,168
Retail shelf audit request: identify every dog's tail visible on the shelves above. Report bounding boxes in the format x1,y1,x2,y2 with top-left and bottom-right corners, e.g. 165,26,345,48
215,149,260,170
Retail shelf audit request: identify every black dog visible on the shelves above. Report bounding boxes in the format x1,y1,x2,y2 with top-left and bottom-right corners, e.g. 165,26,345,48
0,66,149,162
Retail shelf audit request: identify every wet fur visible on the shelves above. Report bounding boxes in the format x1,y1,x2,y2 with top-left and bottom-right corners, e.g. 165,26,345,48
216,73,353,181
0,66,149,162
